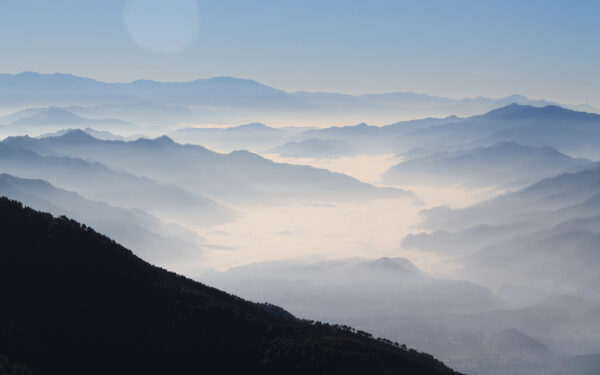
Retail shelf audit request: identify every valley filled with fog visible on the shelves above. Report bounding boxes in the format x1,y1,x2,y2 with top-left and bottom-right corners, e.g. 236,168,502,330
197,154,497,275
1,73,600,375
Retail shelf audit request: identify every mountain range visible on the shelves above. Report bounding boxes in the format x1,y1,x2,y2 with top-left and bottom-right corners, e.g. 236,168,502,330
383,141,595,188
4,107,135,129
170,122,308,152
3,95,600,166
281,104,600,160
1,129,417,204
1,72,595,126
389,104,600,159
171,104,600,167
0,138,232,224
404,166,600,301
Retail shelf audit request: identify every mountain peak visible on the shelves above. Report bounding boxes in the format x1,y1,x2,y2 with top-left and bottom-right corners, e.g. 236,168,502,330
9,108,90,127
483,103,532,117
153,135,175,145
55,128,97,142
232,122,271,130
482,103,597,120
0,72,101,86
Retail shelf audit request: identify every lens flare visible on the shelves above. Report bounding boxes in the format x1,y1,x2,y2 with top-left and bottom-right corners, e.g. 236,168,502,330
124,0,199,53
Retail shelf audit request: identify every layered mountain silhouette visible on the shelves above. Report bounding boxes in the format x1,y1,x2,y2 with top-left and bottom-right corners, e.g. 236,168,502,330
278,104,600,160
2,130,417,204
171,123,293,151
418,166,600,232
391,104,600,159
0,173,203,267
0,198,461,375
38,127,129,141
0,139,232,224
405,167,600,300
165,104,600,165
12,103,194,128
2,72,599,375
294,117,459,154
1,72,591,125
383,141,594,188
5,108,134,129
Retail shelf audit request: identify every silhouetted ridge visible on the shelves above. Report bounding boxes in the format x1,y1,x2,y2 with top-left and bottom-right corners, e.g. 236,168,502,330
0,198,461,375
152,135,176,145
57,129,98,142
232,122,273,130
483,103,599,120
384,141,592,188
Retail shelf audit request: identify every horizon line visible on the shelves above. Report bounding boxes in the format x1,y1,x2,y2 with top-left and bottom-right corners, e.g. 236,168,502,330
1,70,587,107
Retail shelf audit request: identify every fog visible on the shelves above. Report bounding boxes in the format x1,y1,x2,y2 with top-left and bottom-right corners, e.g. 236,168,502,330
1,96,600,374
195,153,501,273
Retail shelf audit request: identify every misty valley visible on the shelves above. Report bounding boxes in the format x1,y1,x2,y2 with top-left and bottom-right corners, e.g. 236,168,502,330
0,72,599,375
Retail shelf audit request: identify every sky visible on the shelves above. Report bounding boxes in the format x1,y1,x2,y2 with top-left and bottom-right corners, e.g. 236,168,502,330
0,0,599,106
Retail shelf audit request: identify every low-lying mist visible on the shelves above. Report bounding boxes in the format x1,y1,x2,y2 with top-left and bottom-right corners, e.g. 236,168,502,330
2,101,600,375
197,153,500,275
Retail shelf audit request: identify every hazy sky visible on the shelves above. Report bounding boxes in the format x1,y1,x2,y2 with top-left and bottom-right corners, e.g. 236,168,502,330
1,0,599,106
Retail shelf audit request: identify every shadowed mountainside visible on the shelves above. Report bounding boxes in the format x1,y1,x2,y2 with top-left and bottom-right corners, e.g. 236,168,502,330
0,197,461,375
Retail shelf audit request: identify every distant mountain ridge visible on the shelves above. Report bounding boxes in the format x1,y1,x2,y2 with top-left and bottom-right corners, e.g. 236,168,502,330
38,127,129,141
1,72,594,126
383,141,594,188
170,122,291,151
6,108,133,128
381,104,600,159
243,103,596,160
481,102,598,120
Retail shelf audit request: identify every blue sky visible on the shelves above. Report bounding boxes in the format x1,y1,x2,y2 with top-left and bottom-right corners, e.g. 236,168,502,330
0,0,598,106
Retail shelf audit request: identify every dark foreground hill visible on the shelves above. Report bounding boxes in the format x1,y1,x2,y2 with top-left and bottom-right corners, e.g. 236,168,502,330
0,198,460,375
0,355,33,375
